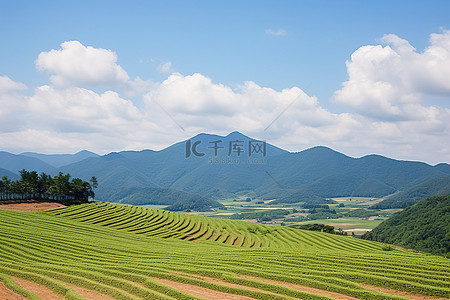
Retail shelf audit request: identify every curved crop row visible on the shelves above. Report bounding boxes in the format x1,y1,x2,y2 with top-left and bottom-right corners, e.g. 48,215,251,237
0,205,448,299
46,202,384,251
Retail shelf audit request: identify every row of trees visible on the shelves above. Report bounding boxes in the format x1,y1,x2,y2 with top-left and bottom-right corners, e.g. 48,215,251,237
0,170,98,204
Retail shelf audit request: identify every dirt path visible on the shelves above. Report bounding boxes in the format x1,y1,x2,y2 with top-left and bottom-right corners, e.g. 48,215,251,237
0,201,66,212
12,277,63,300
360,283,449,300
151,277,256,300
55,280,115,300
241,275,359,300
172,272,279,295
0,281,25,300
189,275,265,293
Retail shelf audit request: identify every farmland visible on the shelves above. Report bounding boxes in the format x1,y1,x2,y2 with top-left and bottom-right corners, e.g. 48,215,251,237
0,202,449,299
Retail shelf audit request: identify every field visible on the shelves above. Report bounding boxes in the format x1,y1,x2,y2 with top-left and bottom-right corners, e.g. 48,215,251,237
0,202,449,300
177,196,399,234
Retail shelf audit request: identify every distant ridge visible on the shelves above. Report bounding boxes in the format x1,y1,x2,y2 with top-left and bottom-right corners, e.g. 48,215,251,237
0,151,56,174
1,131,449,209
21,150,99,168
372,175,450,209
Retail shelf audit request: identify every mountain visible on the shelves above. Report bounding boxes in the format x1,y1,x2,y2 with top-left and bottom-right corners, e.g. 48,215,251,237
363,195,450,256
0,151,56,174
56,132,450,205
0,168,20,180
20,150,99,168
434,163,450,174
1,131,449,208
372,175,450,209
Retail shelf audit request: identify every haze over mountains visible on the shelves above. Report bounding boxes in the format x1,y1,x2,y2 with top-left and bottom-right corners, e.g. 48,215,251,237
1,131,450,210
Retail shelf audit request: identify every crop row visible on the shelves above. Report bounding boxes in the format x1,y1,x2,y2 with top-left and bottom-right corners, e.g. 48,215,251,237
46,202,383,252
0,206,449,299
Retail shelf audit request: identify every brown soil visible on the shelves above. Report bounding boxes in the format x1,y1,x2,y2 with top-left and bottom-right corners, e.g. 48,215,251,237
12,277,63,300
0,281,25,300
171,272,271,293
241,275,359,300
0,200,66,212
56,280,115,300
151,277,256,300
360,283,449,300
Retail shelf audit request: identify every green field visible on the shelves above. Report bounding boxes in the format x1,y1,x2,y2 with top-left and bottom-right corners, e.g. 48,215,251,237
188,196,398,234
288,218,385,230
0,202,449,299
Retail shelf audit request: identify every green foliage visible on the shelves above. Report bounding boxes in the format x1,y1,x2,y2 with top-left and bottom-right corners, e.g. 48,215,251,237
166,196,224,212
344,209,379,218
290,223,340,234
363,194,450,256
230,209,290,221
381,244,393,251
0,170,94,204
0,203,449,299
373,175,450,209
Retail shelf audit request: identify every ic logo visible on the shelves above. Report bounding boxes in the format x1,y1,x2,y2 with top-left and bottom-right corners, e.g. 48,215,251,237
185,139,205,158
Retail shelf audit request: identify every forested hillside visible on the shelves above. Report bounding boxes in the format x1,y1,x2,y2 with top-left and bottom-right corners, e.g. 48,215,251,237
372,175,450,209
363,194,450,256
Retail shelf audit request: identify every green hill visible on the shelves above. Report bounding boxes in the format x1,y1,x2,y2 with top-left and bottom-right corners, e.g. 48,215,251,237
372,175,450,209
0,203,449,299
363,195,450,256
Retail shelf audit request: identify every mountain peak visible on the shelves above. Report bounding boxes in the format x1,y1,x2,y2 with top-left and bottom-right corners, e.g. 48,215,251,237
225,131,251,139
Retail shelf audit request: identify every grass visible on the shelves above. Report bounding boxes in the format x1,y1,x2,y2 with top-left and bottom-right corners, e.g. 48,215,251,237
0,202,449,299
287,218,385,230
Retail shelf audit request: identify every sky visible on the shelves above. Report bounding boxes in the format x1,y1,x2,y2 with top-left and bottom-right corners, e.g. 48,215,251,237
1,0,450,164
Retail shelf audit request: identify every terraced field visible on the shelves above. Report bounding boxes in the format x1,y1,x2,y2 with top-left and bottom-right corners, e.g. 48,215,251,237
46,202,385,250
0,202,449,300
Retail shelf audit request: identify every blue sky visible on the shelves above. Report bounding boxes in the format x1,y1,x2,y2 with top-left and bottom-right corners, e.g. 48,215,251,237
1,1,450,164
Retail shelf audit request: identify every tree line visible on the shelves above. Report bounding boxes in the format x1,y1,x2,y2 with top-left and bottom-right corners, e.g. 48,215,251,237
0,170,98,205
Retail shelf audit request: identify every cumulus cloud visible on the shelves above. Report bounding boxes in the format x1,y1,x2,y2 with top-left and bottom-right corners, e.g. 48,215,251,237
1,35,450,164
333,30,450,120
35,41,130,87
0,76,27,132
143,73,345,136
265,29,287,36
0,75,27,92
27,85,142,133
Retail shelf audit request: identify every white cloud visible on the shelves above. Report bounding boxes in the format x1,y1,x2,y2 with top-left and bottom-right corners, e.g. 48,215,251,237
143,73,344,136
0,76,27,132
0,75,27,92
35,41,130,87
333,30,450,120
157,61,173,73
27,85,142,133
0,35,450,164
265,29,287,36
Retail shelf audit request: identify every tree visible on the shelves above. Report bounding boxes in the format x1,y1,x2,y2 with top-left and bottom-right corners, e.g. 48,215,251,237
0,170,96,205
89,176,98,201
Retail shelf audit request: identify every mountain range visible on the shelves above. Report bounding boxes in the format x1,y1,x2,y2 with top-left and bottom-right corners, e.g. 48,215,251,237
1,131,449,210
